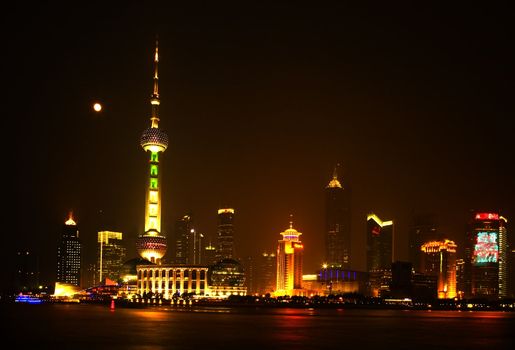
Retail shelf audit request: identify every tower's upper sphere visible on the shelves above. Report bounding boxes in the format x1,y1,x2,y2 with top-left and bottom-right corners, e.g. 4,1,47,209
141,127,169,152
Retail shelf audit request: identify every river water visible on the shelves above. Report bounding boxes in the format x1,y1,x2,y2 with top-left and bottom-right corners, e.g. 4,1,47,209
4,303,514,349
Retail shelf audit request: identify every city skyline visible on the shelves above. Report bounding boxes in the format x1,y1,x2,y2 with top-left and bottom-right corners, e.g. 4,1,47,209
9,3,513,288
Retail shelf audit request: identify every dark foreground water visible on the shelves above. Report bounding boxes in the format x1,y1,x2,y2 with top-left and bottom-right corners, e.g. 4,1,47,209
3,303,514,349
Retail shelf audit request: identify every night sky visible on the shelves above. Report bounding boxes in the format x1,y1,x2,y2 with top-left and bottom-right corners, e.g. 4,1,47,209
8,3,514,287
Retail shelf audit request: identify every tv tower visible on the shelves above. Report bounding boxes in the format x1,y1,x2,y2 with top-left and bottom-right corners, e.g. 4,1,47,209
136,39,169,264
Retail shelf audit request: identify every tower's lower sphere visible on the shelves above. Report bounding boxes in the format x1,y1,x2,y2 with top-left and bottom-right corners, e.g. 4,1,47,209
136,235,167,263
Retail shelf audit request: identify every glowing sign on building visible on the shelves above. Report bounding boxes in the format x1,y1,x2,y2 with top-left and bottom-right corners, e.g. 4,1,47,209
475,213,499,221
474,231,498,264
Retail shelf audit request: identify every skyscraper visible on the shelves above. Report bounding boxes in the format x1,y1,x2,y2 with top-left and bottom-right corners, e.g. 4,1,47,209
465,212,508,299
203,242,217,266
56,213,81,286
136,40,169,264
174,214,192,264
275,218,304,296
420,240,457,299
325,166,351,268
367,213,394,271
97,231,126,283
408,214,440,273
216,208,235,261
14,250,40,293
257,252,276,295
366,213,394,297
174,214,204,264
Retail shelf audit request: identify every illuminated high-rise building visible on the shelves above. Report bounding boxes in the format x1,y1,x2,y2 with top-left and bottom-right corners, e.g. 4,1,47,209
455,258,465,299
465,212,508,299
275,218,304,296
174,214,193,264
203,242,217,266
216,208,235,261
56,213,81,286
136,40,169,264
325,165,351,268
367,213,394,271
420,239,457,299
257,252,276,295
97,231,126,283
408,214,440,273
366,213,394,297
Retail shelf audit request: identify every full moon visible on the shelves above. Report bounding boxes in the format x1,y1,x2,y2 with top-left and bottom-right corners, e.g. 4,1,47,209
93,103,102,112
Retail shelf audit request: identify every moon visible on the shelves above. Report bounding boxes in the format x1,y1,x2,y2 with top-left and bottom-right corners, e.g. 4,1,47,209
93,102,102,112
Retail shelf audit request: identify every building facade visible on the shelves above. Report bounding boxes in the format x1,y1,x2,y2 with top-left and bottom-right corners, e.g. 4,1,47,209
136,40,169,264
137,265,209,299
57,214,81,286
420,240,457,299
97,231,126,283
174,214,203,264
14,250,40,292
325,166,351,268
216,208,235,261
465,212,508,299
256,252,276,295
203,243,217,266
408,215,440,273
366,213,394,297
275,220,304,296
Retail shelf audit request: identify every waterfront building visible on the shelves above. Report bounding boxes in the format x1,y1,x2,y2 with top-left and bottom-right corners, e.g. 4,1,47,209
390,261,412,299
307,267,368,295
14,250,40,293
366,213,394,297
174,214,202,264
325,165,351,268
455,258,465,299
97,231,126,282
275,219,304,296
256,252,276,295
242,256,255,294
465,212,508,299
119,257,153,298
137,264,209,299
420,239,457,299
216,208,235,261
408,215,440,273
136,40,169,264
209,258,247,298
203,242,217,266
56,213,81,286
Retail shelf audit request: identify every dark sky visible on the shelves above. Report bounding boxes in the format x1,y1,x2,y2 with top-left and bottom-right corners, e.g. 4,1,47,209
8,2,514,287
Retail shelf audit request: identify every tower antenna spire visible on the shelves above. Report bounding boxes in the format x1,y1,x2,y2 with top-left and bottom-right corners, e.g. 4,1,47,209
150,37,160,128
333,163,340,180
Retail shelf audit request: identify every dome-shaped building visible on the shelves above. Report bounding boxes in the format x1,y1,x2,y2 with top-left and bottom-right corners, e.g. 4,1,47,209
208,258,247,298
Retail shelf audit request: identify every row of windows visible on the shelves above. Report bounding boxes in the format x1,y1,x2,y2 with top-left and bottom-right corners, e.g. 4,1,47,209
138,269,207,279
141,281,206,290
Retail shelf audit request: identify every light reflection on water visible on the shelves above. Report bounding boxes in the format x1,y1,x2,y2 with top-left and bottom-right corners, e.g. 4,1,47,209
4,304,515,349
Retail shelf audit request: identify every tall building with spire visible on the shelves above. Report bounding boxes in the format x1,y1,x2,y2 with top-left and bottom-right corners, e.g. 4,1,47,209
275,217,304,296
136,40,169,264
325,165,351,268
57,213,81,286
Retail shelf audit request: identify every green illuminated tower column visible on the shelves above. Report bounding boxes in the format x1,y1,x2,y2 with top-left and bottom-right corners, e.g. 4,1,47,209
136,40,169,264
